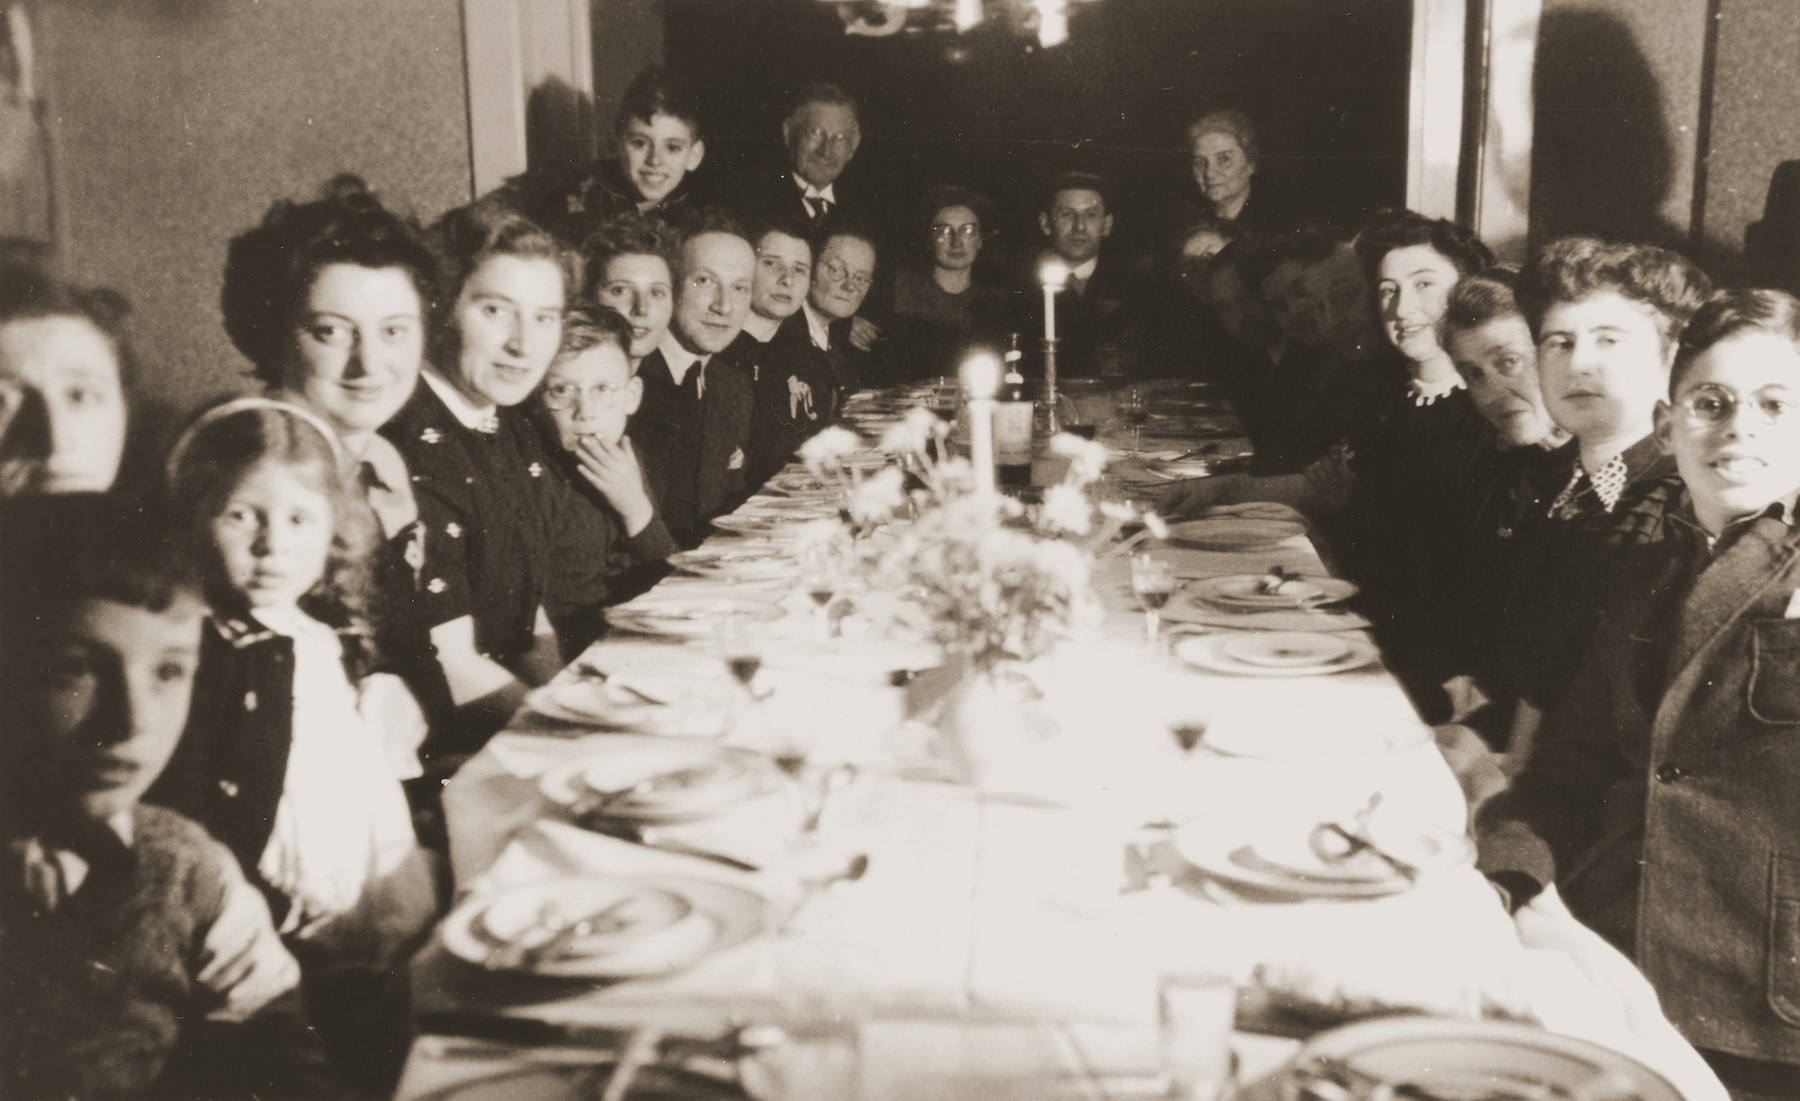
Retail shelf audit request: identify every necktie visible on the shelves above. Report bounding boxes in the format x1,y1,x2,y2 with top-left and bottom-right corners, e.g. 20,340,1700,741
808,195,833,225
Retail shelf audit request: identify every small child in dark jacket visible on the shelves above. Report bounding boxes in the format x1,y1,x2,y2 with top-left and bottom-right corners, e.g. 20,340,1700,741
0,496,337,1099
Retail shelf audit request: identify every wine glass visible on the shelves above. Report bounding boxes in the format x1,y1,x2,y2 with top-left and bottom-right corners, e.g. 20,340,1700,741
719,613,769,704
1131,550,1176,645
1118,386,1150,453
799,545,841,639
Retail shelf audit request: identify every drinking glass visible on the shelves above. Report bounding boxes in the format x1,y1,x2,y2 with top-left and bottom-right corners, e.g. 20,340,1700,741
1131,551,1176,645
1160,972,1237,1101
1118,386,1150,452
720,613,766,699
799,545,841,640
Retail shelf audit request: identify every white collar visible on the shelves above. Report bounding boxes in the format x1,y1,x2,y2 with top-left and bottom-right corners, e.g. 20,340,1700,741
657,331,709,395
802,301,833,351
1068,257,1099,283
742,311,782,343
1406,373,1466,407
794,176,837,204
422,370,497,431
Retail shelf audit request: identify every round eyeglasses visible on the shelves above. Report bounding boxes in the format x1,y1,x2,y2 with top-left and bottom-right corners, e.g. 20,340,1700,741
821,259,873,293
1677,383,1800,427
542,381,629,411
931,223,981,243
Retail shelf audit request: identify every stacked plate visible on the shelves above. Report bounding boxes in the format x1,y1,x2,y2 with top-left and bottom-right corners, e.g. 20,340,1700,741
1188,574,1357,611
1282,1017,1680,1101
537,739,781,825
606,596,786,638
441,873,766,979
1173,811,1472,901
669,545,799,583
764,471,843,500
525,673,739,736
1176,631,1378,678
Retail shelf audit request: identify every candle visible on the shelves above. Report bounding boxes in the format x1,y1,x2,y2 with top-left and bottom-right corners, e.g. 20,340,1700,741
1041,259,1069,343
962,352,1002,496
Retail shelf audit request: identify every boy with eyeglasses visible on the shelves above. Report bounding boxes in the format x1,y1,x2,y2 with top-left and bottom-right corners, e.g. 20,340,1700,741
1478,289,1800,1098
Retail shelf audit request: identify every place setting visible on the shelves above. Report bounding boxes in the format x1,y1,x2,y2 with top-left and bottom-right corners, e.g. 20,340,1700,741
1171,797,1473,905
1174,630,1379,679
668,544,802,584
606,596,789,639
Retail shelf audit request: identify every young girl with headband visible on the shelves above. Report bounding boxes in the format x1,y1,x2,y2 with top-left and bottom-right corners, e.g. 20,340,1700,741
148,398,441,1082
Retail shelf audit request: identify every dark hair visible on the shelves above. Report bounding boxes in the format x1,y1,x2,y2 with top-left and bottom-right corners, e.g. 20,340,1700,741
615,67,702,134
1042,171,1111,215
221,175,440,385
1258,222,1350,278
435,201,580,312
1175,212,1240,261
167,401,376,628
919,184,992,237
1516,236,1713,345
553,302,634,364
580,212,680,297
672,208,753,281
788,82,859,122
1188,109,1259,162
818,219,880,263
1671,288,1800,393
1442,266,1524,341
750,212,817,257
1353,208,1494,287
0,495,201,633
0,266,138,391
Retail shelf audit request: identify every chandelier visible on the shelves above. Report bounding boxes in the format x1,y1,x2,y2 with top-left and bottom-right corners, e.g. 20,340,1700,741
829,0,1098,48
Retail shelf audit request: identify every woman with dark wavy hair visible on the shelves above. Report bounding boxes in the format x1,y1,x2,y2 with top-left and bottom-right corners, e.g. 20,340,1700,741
219,175,454,744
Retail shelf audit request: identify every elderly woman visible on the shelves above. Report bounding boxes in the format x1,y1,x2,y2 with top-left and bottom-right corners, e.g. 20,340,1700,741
219,177,459,745
1185,109,1278,231
0,267,134,498
382,204,677,753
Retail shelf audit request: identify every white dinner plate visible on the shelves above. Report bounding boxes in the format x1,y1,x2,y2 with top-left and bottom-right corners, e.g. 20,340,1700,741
669,547,800,583
441,874,766,979
1176,632,1377,678
524,674,739,737
537,738,779,823
1160,604,1372,633
606,596,786,638
1283,1017,1681,1101
1188,574,1358,610
765,472,842,498
1166,518,1307,552
1173,813,1472,900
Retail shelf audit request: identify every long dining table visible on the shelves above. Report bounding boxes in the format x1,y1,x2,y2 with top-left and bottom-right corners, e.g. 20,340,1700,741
399,380,1727,1101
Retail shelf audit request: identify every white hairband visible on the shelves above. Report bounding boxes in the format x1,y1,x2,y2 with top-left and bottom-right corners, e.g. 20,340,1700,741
164,396,346,493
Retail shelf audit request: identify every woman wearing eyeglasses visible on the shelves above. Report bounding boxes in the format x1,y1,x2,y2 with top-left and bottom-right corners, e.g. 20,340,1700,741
888,186,1012,383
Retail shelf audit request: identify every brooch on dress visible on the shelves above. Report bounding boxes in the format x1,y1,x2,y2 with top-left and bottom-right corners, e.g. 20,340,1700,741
420,427,443,444
528,462,544,478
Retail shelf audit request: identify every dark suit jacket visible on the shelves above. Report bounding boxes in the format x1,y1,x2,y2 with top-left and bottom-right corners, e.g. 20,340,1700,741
1478,508,1800,1064
729,320,837,487
1011,254,1156,380
632,350,754,547
726,163,878,239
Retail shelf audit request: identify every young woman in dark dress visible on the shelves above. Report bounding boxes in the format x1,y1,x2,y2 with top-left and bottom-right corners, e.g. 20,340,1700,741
382,203,677,755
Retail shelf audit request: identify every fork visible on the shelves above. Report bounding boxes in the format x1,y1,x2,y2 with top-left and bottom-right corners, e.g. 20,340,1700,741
572,660,668,706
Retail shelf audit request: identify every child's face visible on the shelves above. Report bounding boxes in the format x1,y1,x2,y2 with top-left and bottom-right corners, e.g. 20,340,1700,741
1537,290,1673,446
751,231,812,322
0,315,128,497
618,113,704,206
541,343,641,452
285,263,425,441
26,598,204,822
452,254,566,407
1655,330,1800,534
595,253,673,360
211,460,335,612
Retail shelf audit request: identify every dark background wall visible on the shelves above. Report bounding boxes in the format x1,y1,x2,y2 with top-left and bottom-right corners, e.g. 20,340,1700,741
35,0,472,424
1699,0,1800,286
658,0,1411,268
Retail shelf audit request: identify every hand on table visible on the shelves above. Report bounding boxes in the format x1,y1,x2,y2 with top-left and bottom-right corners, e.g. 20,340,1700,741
577,435,655,534
1154,475,1232,519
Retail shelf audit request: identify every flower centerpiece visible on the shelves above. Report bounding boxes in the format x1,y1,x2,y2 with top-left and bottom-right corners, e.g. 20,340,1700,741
799,409,1165,780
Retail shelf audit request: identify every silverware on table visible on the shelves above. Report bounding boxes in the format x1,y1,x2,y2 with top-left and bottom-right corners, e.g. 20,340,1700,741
1314,821,1422,882
572,661,669,706
579,816,762,873
482,896,638,971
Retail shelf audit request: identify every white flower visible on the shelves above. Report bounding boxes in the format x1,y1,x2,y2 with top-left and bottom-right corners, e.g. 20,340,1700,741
849,466,906,525
1038,483,1093,536
1144,510,1169,540
799,426,865,475
1097,499,1136,522
1050,432,1110,484
880,407,939,456
792,518,850,556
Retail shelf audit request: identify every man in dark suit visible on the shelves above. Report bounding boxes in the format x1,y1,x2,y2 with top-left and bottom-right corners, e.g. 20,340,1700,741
731,83,868,237
1020,172,1154,380
631,214,757,546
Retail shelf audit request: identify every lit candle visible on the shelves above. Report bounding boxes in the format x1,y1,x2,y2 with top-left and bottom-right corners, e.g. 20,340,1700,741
962,352,1002,497
1040,258,1069,344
